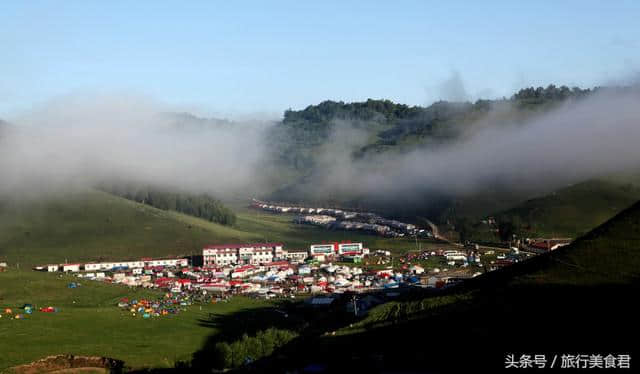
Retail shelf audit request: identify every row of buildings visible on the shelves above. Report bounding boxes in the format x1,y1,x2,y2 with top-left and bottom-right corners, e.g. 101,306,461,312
36,242,493,299
39,257,189,273
202,242,368,266
251,199,428,238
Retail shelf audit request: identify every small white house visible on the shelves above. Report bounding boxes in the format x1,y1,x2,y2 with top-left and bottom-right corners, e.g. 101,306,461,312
47,264,59,272
62,264,80,272
409,265,425,275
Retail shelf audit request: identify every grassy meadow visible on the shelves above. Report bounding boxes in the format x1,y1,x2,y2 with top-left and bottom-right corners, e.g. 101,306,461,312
0,270,273,371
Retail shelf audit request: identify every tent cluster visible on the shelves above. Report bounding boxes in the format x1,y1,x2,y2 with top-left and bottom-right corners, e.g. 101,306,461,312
0,308,24,319
117,293,192,319
0,304,58,320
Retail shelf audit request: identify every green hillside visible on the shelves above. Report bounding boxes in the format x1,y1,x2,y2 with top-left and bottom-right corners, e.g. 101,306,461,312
494,179,640,238
0,189,259,268
520,199,640,284
0,189,445,268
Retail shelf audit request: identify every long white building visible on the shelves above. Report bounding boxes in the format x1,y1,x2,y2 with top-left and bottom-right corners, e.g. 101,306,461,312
84,258,188,271
48,258,188,272
203,243,284,266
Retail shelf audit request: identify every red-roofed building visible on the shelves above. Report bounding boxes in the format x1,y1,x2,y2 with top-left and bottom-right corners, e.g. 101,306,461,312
264,260,290,270
231,265,258,278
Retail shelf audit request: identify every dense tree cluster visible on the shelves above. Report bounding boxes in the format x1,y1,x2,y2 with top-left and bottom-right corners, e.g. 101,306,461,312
102,184,236,226
512,84,591,104
211,329,297,369
283,99,422,125
268,84,599,174
376,101,476,143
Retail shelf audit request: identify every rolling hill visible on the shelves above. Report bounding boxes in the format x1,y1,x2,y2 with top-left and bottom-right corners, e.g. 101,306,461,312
0,189,260,268
493,179,640,238
0,189,446,268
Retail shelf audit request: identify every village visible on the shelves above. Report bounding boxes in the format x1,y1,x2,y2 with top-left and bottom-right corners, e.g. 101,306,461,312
28,238,554,316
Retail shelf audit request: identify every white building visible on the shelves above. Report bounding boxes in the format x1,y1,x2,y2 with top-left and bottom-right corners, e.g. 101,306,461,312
62,264,81,272
203,243,284,266
85,260,145,271
283,251,308,263
83,258,186,271
47,264,59,272
409,265,425,275
309,244,336,256
443,250,467,261
146,258,188,267
231,265,258,278
338,242,364,255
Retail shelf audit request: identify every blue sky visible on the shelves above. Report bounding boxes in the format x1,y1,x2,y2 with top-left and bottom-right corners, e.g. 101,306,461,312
2,1,639,118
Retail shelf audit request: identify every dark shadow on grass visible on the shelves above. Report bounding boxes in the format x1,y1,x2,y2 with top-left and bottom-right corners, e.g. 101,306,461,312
240,281,640,373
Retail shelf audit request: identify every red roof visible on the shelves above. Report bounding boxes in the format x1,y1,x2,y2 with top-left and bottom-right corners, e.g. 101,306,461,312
265,261,289,267
200,282,228,288
204,243,284,250
341,251,361,256
234,265,256,272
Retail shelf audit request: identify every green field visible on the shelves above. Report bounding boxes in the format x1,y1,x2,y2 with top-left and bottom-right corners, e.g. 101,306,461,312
0,270,273,371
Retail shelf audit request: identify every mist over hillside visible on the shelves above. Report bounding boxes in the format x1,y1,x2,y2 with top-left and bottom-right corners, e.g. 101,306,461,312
2,85,640,223
0,95,276,199
268,85,640,217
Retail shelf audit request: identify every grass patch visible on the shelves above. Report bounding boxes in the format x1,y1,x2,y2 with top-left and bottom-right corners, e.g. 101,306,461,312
0,270,270,370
